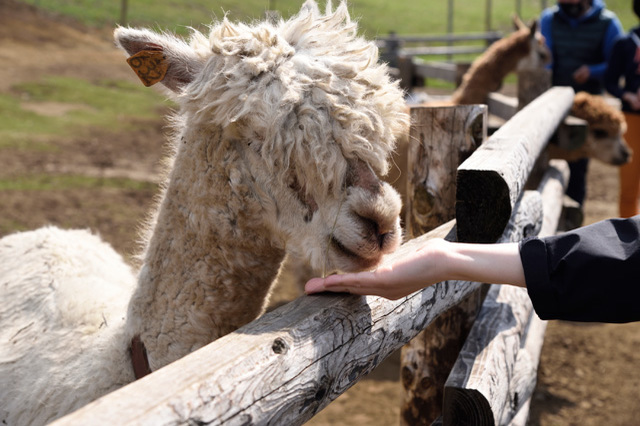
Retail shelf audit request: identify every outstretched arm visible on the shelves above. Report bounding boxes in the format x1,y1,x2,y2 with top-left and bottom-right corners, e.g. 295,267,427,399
305,239,525,300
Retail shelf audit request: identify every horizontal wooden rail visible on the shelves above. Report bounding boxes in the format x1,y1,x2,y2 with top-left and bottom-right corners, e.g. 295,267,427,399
376,31,502,46
486,92,518,121
401,45,487,57
52,179,544,426
487,92,588,151
412,60,459,82
455,86,574,243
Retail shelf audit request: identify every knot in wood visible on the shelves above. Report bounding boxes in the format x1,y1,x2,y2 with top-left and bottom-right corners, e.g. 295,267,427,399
271,337,289,355
401,365,415,389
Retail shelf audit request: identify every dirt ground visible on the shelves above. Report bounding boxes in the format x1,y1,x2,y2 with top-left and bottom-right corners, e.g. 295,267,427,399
1,1,639,425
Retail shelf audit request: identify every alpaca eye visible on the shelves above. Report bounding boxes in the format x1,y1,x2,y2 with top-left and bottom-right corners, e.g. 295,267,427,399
593,129,608,139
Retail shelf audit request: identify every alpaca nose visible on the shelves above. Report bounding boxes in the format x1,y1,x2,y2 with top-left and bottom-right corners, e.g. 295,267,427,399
357,211,395,249
619,147,632,165
349,181,402,251
344,159,402,252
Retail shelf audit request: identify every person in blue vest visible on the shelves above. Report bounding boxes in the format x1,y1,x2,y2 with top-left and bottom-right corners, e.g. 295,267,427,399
539,0,624,215
605,0,640,218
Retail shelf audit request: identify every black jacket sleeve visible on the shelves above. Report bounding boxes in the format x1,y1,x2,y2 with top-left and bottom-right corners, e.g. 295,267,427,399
519,215,640,323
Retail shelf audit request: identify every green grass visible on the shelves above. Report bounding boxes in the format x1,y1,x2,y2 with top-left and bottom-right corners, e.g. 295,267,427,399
8,0,635,146
0,174,157,191
0,77,167,149
0,94,66,142
22,0,638,37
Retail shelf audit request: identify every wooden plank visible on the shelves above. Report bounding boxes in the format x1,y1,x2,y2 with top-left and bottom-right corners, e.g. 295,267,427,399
442,163,568,426
401,45,487,57
412,61,471,85
499,313,547,426
517,69,551,110
508,398,532,426
455,86,574,243
52,184,542,426
537,159,570,238
442,191,543,426
442,283,534,426
413,60,458,83
397,55,416,91
376,31,502,45
550,115,588,151
400,105,486,425
405,105,487,239
486,92,517,121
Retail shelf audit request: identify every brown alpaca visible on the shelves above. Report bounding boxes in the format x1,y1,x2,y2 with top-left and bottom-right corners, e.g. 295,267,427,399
450,19,550,105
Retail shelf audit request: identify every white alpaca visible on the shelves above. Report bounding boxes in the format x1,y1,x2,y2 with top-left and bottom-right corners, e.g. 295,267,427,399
0,2,409,424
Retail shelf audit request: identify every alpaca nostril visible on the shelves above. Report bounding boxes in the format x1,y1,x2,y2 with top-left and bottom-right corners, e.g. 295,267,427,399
378,232,390,249
358,214,379,236
357,214,394,249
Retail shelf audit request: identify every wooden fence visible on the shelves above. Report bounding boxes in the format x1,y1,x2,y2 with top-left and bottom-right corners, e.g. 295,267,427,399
377,32,500,88
51,85,576,426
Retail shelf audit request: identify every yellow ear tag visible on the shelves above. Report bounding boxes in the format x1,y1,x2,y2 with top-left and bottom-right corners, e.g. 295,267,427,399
126,50,168,87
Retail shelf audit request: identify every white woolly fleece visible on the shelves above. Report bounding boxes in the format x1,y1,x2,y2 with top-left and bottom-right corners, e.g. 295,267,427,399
0,227,136,425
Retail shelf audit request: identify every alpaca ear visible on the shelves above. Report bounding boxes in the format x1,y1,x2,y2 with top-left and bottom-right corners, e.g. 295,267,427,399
114,27,204,93
512,14,526,31
528,20,538,38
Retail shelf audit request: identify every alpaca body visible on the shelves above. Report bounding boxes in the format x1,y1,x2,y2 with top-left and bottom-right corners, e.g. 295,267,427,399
0,228,135,425
450,20,550,105
1,2,408,424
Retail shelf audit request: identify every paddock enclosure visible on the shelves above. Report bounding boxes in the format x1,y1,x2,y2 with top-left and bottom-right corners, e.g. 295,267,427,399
49,59,577,424
3,2,639,425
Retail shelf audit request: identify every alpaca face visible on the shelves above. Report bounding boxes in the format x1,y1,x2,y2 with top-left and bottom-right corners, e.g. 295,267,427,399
570,92,631,165
582,126,631,165
115,2,409,274
516,20,551,71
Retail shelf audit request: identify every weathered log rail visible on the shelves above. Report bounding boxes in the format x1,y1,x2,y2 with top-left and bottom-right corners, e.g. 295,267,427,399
377,32,502,66
49,202,542,426
456,87,573,243
443,160,569,426
377,32,501,89
52,87,575,426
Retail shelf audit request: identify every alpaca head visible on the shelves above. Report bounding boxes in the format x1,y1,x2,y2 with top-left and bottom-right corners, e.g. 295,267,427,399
568,92,631,165
513,17,551,71
114,1,408,275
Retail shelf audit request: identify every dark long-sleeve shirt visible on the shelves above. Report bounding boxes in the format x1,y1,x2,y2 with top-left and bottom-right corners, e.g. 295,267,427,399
519,215,640,323
604,26,640,114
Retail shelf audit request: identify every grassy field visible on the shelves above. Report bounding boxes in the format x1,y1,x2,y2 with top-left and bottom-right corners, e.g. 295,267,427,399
23,0,638,37
7,0,634,191
1,77,166,149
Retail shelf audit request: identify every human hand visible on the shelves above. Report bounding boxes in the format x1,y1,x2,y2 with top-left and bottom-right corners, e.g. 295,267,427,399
572,65,590,85
304,239,525,300
305,238,449,300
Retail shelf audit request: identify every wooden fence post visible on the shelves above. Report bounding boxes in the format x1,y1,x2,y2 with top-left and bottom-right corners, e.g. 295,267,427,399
404,105,487,239
120,0,128,26
442,160,569,425
517,68,551,110
400,104,486,425
397,55,416,92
